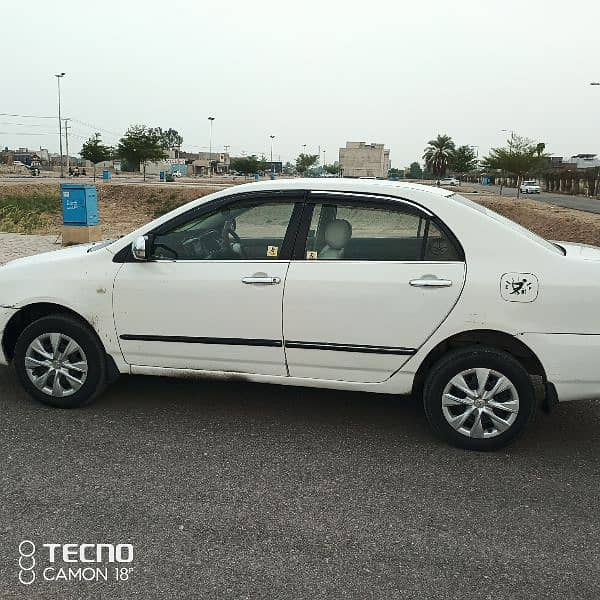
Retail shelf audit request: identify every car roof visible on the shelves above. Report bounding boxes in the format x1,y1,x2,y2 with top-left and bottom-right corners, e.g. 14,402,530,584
216,177,455,200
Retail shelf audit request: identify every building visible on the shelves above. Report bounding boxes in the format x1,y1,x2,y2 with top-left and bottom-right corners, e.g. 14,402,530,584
339,142,390,178
562,154,600,169
191,152,230,176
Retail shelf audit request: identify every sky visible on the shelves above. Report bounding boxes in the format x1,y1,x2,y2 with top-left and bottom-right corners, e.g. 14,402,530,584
2,0,600,167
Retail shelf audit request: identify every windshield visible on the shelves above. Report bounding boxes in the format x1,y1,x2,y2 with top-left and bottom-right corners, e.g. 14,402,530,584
450,193,563,255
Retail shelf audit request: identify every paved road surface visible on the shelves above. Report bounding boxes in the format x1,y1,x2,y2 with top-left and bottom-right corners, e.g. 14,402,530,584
469,182,600,214
0,371,599,599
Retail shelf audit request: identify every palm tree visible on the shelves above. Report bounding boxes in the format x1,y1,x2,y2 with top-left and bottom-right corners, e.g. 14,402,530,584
423,134,456,177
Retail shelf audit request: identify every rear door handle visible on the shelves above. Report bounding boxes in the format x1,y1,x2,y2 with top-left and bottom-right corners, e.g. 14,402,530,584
242,276,281,285
409,278,453,288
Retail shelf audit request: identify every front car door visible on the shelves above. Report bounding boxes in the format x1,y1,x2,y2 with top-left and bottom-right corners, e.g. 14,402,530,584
283,192,466,383
113,192,303,376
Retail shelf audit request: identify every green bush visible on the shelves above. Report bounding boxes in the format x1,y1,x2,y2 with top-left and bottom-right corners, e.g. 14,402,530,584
0,193,60,233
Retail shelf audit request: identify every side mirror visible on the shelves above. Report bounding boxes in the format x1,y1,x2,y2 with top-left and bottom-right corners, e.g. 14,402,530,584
132,235,151,261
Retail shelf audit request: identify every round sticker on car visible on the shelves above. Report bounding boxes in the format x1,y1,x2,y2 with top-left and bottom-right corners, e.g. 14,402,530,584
500,273,539,302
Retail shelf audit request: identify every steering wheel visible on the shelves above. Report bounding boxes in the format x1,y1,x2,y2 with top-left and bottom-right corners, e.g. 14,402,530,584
222,220,247,258
153,243,179,259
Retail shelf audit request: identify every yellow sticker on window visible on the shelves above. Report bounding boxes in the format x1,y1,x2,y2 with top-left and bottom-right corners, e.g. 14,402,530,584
267,245,278,257
306,250,318,260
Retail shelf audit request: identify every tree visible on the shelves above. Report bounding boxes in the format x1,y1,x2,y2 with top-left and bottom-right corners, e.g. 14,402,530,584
449,145,478,174
535,142,546,157
324,161,340,175
296,153,319,174
481,134,547,197
150,127,184,151
116,125,168,181
80,133,112,181
387,167,403,179
230,155,268,175
409,161,423,179
423,134,455,177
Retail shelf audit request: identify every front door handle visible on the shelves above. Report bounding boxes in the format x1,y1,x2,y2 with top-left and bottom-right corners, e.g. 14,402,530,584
409,278,453,288
242,276,281,285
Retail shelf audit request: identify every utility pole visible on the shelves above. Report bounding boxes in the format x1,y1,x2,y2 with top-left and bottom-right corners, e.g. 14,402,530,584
55,72,66,177
208,116,215,177
270,135,275,173
64,118,70,174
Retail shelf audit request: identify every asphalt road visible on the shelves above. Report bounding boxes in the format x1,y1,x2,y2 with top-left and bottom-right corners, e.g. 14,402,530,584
1,367,600,599
469,182,600,214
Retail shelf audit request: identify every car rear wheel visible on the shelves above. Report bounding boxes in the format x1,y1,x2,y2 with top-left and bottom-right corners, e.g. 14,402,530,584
423,347,536,450
14,314,107,408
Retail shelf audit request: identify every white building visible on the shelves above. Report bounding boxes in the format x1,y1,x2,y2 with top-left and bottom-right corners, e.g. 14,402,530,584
339,142,390,178
563,154,600,169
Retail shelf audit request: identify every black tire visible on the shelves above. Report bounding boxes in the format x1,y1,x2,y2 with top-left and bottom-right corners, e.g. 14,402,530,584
423,346,536,450
14,314,107,408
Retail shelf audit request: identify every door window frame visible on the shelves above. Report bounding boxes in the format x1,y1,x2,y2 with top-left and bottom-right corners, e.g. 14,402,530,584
290,191,465,262
113,190,307,263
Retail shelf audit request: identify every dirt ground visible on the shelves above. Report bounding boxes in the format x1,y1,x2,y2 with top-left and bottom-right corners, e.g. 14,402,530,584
0,182,221,237
1,181,600,245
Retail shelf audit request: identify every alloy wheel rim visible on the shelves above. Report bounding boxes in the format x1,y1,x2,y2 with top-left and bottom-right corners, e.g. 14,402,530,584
24,333,88,397
441,368,519,439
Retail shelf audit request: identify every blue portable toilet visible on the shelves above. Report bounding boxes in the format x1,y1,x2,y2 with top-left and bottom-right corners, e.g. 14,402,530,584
254,173,260,180
159,171,165,181
60,184,99,226
102,169,111,181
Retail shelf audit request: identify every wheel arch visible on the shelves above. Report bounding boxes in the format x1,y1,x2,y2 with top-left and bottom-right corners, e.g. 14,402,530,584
2,302,100,362
411,329,547,398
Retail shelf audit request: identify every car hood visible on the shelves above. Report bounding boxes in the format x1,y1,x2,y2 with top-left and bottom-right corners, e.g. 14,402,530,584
557,241,600,260
1,242,96,270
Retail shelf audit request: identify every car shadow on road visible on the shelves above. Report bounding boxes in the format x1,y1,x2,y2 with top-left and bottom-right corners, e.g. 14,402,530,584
2,367,599,457
96,373,600,456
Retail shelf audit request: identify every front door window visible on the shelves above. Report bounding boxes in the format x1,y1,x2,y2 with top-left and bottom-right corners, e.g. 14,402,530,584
151,202,296,261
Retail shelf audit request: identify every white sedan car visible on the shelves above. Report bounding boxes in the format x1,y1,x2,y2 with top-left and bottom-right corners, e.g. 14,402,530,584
440,177,460,186
1,179,598,450
520,180,541,194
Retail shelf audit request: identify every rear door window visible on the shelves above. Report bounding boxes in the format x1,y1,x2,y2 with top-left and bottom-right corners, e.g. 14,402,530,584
301,200,462,262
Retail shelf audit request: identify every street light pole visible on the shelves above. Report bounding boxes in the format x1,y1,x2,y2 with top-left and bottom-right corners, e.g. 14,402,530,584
270,135,275,173
64,118,70,174
55,72,66,177
208,116,215,177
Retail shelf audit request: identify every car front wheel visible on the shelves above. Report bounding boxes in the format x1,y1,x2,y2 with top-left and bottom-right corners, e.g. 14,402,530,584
14,314,107,408
423,347,536,450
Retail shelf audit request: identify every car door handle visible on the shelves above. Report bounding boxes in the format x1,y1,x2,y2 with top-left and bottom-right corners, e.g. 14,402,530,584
409,278,453,288
242,276,281,285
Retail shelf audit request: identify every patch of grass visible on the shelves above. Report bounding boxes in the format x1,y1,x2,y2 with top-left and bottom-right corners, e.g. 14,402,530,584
0,193,61,233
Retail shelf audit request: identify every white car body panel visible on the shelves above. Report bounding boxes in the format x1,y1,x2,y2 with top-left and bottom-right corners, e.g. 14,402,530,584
113,260,289,375
1,179,599,402
282,261,466,382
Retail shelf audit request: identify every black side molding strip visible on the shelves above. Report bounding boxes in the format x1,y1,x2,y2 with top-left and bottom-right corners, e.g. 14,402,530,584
119,335,282,348
119,335,416,355
285,341,416,355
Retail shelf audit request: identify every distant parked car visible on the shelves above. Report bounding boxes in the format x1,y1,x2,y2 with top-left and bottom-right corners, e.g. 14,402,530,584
520,180,541,194
440,177,460,186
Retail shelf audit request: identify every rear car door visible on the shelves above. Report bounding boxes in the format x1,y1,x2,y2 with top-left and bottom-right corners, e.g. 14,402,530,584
113,192,303,376
282,192,466,383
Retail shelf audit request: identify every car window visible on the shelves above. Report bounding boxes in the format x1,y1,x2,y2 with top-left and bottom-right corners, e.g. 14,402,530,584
302,202,462,261
151,201,295,261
